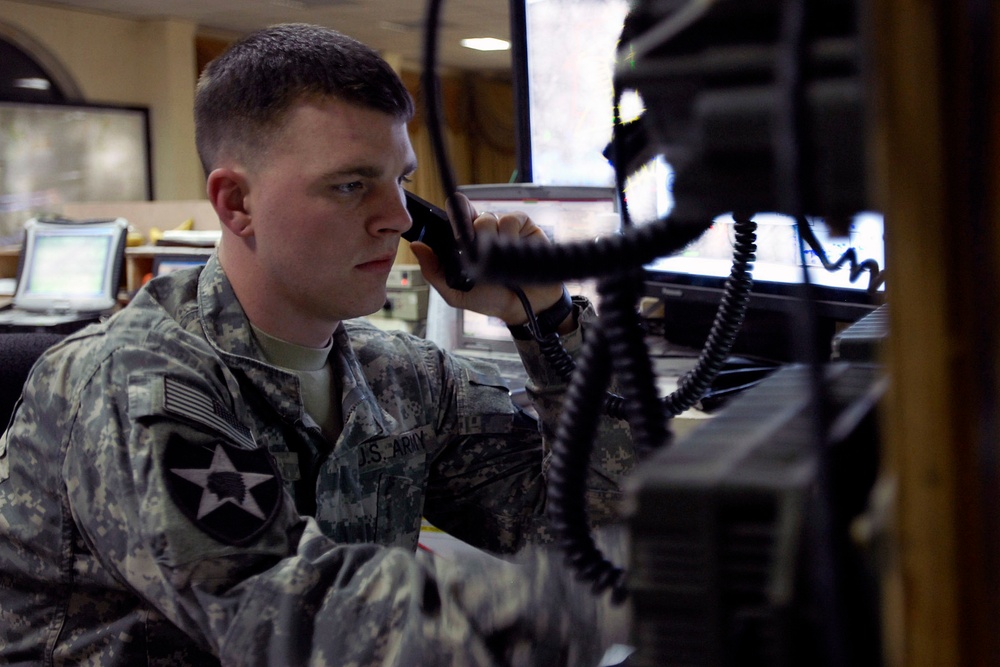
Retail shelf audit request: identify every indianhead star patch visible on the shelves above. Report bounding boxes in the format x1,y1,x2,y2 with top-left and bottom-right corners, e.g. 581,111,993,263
165,435,282,545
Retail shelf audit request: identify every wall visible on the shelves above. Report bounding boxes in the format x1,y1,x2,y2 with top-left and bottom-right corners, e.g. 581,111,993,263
0,1,516,206
0,0,204,200
0,0,516,268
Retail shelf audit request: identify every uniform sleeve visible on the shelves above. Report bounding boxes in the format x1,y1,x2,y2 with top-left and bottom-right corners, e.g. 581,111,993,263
421,299,634,553
55,341,619,666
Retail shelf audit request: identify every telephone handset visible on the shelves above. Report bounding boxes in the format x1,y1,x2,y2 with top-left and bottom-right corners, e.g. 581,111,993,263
403,191,475,292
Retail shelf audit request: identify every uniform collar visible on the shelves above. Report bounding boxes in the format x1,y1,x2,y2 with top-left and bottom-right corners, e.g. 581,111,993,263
196,255,305,422
195,255,392,438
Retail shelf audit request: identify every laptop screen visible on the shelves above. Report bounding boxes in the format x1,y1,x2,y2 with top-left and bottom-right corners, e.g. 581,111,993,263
14,218,128,313
456,184,620,352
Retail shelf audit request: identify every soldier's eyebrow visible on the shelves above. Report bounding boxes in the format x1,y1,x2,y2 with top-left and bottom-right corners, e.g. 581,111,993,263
318,158,418,182
319,165,382,180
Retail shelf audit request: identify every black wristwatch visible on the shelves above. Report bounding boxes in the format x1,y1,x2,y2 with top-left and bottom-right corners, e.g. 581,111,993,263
507,287,574,341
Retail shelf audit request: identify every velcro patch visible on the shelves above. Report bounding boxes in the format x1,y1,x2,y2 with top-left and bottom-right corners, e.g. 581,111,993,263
162,377,256,450
165,434,282,546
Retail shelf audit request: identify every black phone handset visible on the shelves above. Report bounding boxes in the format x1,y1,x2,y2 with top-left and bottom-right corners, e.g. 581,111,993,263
403,191,476,292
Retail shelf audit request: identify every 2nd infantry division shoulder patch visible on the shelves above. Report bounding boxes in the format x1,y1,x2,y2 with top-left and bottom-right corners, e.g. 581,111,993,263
164,434,282,545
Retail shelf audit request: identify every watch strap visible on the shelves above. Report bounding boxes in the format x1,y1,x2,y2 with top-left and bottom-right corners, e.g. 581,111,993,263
507,287,574,341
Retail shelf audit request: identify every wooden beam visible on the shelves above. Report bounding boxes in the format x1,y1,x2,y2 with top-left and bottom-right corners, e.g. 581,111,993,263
868,0,1000,664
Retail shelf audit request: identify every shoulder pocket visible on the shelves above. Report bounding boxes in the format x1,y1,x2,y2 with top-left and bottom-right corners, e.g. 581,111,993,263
465,365,512,392
128,374,257,450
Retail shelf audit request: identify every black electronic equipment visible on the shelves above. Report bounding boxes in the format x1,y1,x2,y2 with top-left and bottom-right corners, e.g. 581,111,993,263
403,191,475,292
0,216,128,333
614,0,884,361
625,362,885,667
613,0,870,226
831,303,889,362
422,5,888,664
610,3,889,664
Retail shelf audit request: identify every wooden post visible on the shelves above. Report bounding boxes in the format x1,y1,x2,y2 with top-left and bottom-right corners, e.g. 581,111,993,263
868,0,1000,664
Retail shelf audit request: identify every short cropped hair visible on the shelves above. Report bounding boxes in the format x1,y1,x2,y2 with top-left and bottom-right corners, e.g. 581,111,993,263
194,23,415,173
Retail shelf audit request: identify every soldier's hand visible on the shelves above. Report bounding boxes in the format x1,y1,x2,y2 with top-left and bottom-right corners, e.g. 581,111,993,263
409,193,568,328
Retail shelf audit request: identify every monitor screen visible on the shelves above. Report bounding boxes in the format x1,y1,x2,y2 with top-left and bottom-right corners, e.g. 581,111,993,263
646,212,885,294
458,183,620,345
14,217,128,312
152,255,209,278
0,101,152,239
644,211,886,361
514,0,674,223
26,233,113,298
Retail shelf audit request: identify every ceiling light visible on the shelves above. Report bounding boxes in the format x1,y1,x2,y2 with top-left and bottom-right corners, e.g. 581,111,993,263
13,78,51,91
379,21,411,33
460,38,510,52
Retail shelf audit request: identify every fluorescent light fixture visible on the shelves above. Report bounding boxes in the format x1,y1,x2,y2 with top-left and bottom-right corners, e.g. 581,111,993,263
460,37,510,52
13,78,51,91
379,21,411,32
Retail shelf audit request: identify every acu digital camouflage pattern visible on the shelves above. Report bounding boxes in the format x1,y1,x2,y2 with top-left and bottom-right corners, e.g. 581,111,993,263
0,254,634,665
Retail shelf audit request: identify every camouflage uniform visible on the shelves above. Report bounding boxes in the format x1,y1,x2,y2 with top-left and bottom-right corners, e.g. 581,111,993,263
0,255,633,665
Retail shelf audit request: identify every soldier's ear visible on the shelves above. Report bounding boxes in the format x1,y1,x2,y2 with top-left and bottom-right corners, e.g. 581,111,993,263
208,168,254,237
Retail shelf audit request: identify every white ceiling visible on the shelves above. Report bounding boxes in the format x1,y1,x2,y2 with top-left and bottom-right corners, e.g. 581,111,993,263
21,0,514,73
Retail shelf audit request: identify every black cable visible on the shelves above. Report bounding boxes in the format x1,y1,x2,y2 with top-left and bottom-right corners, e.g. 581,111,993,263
662,213,757,417
517,212,759,426
599,270,670,457
475,211,708,285
420,0,476,254
546,319,628,601
797,221,885,293
419,0,758,605
546,268,670,602
776,0,850,664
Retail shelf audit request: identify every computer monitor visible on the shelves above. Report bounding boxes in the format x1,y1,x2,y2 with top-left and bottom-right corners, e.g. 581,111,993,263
12,217,128,314
643,212,886,361
151,254,210,278
455,184,620,351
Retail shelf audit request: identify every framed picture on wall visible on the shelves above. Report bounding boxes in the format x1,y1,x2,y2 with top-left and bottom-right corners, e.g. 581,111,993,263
0,101,152,239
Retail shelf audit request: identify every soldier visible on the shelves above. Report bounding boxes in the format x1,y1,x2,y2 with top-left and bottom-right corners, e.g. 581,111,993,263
0,23,632,665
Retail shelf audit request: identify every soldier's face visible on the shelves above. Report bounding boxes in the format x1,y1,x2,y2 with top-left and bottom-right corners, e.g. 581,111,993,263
239,96,416,331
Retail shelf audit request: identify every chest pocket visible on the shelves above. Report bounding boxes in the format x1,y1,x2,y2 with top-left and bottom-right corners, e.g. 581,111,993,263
318,426,432,549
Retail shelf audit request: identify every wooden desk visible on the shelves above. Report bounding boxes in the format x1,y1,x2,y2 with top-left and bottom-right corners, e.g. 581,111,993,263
125,245,215,294
0,246,18,280
0,244,213,302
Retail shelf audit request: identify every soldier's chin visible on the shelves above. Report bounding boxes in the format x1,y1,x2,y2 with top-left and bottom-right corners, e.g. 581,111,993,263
356,292,391,319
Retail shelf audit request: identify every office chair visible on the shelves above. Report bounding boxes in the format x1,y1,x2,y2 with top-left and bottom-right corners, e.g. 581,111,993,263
0,332,65,429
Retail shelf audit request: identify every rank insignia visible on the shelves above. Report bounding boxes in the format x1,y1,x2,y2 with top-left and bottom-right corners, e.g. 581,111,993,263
165,434,282,545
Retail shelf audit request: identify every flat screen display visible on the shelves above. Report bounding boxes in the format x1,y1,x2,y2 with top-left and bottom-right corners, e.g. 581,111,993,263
0,101,151,239
518,0,673,222
646,212,885,294
25,232,113,298
13,217,128,313
523,0,632,187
